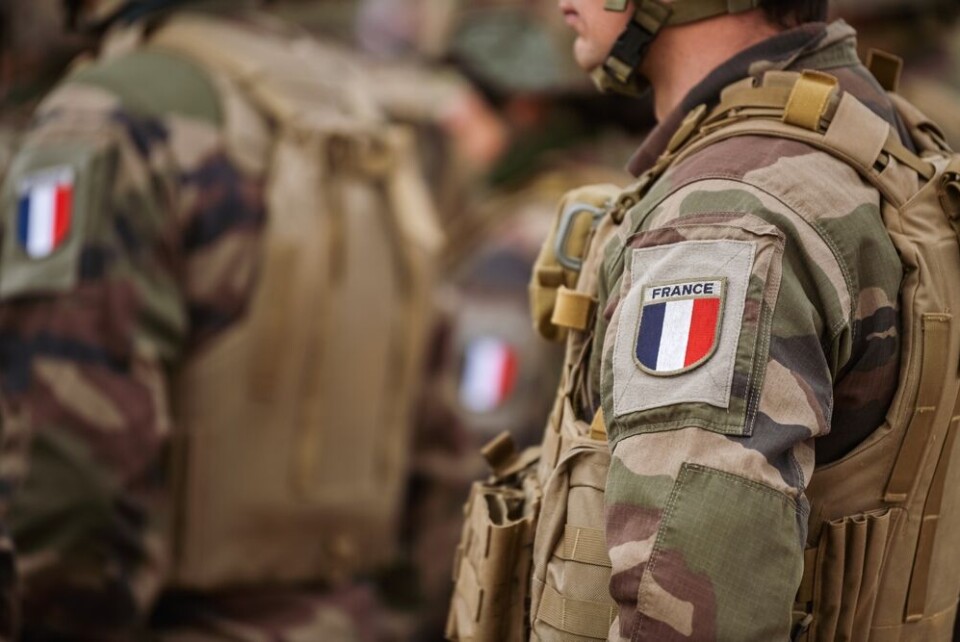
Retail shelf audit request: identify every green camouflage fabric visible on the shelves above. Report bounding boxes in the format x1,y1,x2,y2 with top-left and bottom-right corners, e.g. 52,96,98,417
591,22,905,640
0,6,405,641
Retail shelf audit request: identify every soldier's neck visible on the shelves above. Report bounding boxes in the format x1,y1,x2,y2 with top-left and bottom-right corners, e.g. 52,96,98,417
642,11,783,122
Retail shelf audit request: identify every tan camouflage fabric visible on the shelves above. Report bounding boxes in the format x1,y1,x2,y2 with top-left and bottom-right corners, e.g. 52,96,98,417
0,5,416,641
579,22,908,640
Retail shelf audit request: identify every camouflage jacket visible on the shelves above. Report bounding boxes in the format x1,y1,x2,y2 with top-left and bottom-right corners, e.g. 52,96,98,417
594,22,904,640
0,7,305,640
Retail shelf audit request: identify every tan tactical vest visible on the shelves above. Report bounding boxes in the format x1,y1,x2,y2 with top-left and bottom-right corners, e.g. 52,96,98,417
104,14,442,590
448,60,960,641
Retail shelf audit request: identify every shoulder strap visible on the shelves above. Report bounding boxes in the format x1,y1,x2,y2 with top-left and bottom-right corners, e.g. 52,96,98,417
664,71,936,208
148,12,443,257
148,13,379,129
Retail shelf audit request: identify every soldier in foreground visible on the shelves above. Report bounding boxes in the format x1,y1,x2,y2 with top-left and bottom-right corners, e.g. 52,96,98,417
0,0,439,639
448,0,960,640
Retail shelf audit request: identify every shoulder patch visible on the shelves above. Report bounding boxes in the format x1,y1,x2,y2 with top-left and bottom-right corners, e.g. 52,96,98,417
15,166,75,259
1,142,109,299
636,278,725,376
613,240,754,414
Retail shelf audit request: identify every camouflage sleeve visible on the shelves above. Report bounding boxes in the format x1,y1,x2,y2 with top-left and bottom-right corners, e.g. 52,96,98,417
598,173,899,640
0,75,263,639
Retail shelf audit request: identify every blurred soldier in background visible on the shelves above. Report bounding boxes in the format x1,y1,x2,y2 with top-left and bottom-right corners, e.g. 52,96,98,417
833,0,960,148
342,2,652,639
0,0,440,639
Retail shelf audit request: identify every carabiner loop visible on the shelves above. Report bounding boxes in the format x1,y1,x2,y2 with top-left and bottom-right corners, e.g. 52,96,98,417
554,202,607,272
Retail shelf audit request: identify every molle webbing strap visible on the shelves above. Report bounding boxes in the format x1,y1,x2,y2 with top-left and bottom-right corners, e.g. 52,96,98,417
557,525,612,568
867,49,904,93
537,584,618,639
668,74,935,207
884,315,952,502
551,287,597,332
906,409,960,621
823,94,888,170
589,407,608,441
783,71,837,131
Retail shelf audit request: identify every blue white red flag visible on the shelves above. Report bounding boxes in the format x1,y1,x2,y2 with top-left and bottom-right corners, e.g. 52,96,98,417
460,337,519,413
17,167,74,259
636,279,724,376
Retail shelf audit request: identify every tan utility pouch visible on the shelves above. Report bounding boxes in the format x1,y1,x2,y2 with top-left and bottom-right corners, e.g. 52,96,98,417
447,434,542,641
528,404,617,641
144,16,441,589
529,185,620,343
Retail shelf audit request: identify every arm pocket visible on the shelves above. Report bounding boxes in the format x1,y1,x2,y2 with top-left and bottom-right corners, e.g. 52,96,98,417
634,463,802,641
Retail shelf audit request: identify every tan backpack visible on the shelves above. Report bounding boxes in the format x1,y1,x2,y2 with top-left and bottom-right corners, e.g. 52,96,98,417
119,14,442,589
449,60,960,641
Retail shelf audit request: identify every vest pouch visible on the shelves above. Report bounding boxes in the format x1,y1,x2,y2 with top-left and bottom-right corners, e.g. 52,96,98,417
447,452,541,641
530,408,617,641
808,508,898,642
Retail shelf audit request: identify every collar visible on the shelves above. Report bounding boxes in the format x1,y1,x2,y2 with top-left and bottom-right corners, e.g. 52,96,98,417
627,21,860,176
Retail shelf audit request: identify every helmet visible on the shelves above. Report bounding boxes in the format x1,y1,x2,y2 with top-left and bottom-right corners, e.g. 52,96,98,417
595,0,767,96
447,3,588,94
357,0,588,94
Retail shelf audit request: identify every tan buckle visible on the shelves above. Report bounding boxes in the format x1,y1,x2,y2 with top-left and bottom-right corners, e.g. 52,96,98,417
551,287,597,332
783,70,838,132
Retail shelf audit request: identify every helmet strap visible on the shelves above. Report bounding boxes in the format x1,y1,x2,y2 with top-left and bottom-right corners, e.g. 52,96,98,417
598,0,761,94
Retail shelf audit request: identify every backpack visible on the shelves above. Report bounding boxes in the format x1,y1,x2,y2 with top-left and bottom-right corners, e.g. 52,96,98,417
120,13,442,589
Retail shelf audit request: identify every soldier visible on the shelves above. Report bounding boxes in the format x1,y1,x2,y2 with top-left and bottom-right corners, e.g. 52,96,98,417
0,0,439,640
448,0,960,640
833,0,960,149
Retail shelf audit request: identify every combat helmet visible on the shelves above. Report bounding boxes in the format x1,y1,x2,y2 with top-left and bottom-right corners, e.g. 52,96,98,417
358,0,588,95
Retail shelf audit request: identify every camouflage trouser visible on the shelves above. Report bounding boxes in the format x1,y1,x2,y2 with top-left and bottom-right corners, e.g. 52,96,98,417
149,583,413,642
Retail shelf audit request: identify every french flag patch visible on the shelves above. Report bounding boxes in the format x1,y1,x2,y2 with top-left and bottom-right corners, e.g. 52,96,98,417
636,279,725,376
17,167,74,259
459,337,519,413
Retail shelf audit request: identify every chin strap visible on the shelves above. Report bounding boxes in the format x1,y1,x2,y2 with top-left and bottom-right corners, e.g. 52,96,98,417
597,0,761,95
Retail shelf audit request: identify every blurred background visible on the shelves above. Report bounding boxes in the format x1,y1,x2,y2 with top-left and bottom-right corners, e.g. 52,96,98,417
0,0,958,640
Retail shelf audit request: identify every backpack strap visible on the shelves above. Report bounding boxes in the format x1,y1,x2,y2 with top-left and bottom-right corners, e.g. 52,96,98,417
663,71,934,208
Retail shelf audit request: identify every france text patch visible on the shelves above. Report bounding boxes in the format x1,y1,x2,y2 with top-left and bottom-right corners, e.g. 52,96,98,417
17,167,74,259
636,279,725,375
612,239,756,416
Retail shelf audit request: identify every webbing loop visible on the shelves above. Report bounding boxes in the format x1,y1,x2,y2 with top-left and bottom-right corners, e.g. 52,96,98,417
552,287,597,332
556,524,612,568
783,71,838,131
885,314,953,502
905,398,960,621
867,49,903,93
536,583,618,639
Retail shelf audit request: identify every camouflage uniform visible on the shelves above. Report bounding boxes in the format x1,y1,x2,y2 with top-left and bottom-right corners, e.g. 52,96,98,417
577,21,905,639
0,2,427,640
